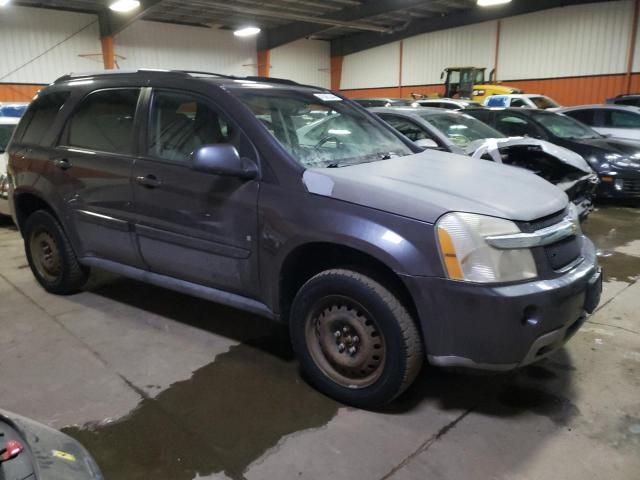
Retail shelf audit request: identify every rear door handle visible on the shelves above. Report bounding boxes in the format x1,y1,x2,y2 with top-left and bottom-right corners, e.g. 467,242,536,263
53,158,72,170
135,174,161,188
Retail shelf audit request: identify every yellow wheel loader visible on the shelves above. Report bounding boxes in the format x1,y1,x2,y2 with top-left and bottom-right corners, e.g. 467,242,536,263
442,67,522,103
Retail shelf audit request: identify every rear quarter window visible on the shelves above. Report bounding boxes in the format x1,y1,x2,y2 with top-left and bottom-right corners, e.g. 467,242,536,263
17,91,70,145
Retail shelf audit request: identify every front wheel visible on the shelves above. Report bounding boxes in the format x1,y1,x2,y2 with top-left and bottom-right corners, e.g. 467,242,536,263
290,269,423,408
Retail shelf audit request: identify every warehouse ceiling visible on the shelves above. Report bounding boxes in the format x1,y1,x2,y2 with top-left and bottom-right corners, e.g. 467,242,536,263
12,0,607,54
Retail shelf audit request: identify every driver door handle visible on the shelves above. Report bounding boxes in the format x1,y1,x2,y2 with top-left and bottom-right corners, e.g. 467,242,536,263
135,174,161,189
53,158,72,170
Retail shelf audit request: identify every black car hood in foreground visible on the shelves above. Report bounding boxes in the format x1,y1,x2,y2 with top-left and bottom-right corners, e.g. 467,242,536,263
303,149,567,223
0,409,103,480
554,136,640,165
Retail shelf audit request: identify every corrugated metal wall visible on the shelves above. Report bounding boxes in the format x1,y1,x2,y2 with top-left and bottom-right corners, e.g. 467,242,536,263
0,6,101,84
499,1,632,80
116,21,257,76
270,39,331,88
402,21,497,86
341,42,401,90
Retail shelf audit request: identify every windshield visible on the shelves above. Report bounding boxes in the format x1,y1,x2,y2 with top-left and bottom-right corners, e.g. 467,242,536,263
532,111,600,139
420,112,505,147
232,89,413,168
530,96,559,109
0,124,16,153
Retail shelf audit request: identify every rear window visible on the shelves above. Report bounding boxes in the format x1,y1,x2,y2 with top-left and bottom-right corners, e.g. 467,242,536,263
19,91,70,145
529,96,559,109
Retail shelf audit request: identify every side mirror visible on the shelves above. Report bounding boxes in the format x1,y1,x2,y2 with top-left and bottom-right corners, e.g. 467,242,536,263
415,138,439,149
192,144,258,180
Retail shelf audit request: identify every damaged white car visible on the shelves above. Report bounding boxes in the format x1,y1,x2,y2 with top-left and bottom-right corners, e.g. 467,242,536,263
370,107,599,219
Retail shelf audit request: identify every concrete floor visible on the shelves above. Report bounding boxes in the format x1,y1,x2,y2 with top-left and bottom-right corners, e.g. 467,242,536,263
0,205,639,480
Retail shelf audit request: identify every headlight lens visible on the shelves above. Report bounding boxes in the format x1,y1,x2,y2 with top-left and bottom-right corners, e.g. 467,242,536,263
605,153,640,169
436,212,538,283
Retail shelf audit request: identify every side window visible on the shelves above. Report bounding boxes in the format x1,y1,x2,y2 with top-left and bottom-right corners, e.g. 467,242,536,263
510,98,528,108
147,90,233,163
65,89,140,154
616,98,640,107
495,114,532,137
441,103,458,110
19,91,70,145
564,109,596,126
604,110,640,128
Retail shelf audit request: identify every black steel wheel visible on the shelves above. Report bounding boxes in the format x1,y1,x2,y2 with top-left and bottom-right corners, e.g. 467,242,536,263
291,269,423,408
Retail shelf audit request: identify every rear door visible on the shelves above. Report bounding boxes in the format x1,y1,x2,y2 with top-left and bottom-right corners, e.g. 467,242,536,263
132,88,260,296
53,88,143,267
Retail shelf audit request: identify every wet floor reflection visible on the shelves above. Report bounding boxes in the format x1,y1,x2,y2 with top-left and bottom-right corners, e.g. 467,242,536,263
582,205,640,283
64,335,340,480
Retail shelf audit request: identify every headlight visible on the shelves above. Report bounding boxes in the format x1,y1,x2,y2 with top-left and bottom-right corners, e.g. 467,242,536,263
436,212,537,283
604,153,640,169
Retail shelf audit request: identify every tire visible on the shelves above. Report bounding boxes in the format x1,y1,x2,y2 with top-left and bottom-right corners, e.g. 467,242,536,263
23,210,89,295
290,269,423,408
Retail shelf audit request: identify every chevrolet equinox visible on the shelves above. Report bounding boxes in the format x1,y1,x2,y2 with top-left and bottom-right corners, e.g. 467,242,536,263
7,70,602,408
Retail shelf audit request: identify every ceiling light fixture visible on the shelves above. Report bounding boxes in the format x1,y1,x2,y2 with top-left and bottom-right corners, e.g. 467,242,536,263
109,0,140,13
0,0,11,7
477,0,512,6
234,27,261,37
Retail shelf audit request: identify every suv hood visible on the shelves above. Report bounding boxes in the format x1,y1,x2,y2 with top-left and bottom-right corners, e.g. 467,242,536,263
303,150,567,223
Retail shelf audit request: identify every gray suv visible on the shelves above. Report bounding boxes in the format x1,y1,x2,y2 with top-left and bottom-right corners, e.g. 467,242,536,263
7,70,602,408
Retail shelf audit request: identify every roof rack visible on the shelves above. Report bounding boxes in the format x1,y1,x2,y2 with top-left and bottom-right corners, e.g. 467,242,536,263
54,69,302,87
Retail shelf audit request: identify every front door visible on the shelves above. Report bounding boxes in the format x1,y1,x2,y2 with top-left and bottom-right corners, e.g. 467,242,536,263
132,89,260,297
52,87,143,268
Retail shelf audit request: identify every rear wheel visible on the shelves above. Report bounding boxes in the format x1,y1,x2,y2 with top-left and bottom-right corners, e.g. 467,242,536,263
290,269,423,408
23,210,89,295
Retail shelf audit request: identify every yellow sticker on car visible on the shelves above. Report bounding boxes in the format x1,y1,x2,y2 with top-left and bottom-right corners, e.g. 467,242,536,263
52,450,76,462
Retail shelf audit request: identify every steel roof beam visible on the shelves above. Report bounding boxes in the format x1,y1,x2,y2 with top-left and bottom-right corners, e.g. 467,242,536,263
330,0,605,56
258,0,429,50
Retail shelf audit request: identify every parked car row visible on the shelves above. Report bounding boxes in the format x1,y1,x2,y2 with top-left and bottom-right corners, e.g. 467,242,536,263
4,70,602,408
355,93,640,207
368,107,598,218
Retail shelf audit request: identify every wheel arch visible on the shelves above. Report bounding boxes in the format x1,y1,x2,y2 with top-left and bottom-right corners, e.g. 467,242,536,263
278,241,419,326
13,191,60,232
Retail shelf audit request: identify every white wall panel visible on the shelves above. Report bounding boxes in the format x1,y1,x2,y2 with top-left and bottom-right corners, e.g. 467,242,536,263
341,42,401,89
632,3,640,72
116,21,257,76
402,21,497,86
499,1,632,80
0,6,101,84
270,39,330,88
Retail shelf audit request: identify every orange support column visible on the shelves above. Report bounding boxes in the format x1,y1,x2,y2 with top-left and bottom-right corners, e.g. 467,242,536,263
257,49,270,77
101,36,115,70
330,56,343,91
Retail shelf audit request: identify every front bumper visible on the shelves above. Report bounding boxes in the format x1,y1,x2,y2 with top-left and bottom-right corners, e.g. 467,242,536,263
402,236,601,370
